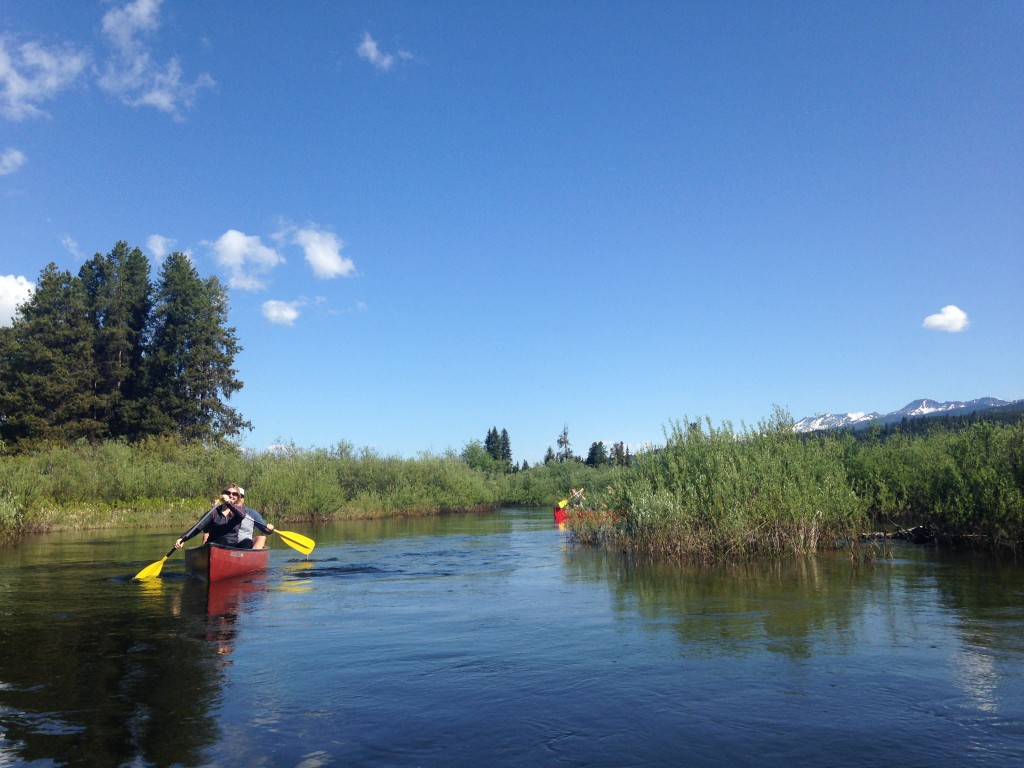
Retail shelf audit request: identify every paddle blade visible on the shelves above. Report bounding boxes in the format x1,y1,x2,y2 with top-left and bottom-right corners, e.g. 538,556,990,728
133,546,178,580
275,529,315,555
133,555,168,580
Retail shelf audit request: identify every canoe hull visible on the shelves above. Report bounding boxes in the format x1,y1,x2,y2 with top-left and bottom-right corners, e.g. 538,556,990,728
185,543,269,582
553,504,616,528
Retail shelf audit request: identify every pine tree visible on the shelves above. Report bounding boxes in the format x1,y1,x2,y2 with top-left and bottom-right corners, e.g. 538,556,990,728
484,427,501,461
556,424,573,463
585,441,609,467
0,264,104,444
499,428,512,471
612,441,628,466
79,242,152,439
140,253,251,442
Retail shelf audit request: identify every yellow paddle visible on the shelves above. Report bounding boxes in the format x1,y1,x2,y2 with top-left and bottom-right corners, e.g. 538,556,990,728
133,518,315,580
134,506,216,581
133,545,178,580
251,518,315,555
269,528,315,556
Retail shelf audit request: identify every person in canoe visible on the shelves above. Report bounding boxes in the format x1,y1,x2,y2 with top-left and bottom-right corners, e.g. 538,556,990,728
173,485,275,552
570,487,586,508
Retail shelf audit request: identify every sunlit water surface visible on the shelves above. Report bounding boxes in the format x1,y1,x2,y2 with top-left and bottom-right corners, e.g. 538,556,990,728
1,507,1023,766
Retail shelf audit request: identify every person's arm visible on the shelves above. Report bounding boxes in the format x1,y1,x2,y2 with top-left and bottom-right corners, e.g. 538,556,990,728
220,498,247,517
249,508,274,534
174,508,215,549
248,511,276,537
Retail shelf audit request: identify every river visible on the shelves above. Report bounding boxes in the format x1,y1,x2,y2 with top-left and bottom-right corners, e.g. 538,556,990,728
0,506,1022,767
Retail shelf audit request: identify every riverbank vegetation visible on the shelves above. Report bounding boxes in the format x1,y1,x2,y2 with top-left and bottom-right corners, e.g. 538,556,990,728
574,413,1023,561
0,435,611,538
573,410,869,561
1,413,1021,561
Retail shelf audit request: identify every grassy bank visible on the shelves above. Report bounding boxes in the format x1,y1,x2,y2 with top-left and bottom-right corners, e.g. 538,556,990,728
0,437,613,541
0,438,497,538
2,415,1022,558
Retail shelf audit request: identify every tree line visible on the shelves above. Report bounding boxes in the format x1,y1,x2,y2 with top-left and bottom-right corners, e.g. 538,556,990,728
460,424,635,475
0,242,248,450
541,424,633,467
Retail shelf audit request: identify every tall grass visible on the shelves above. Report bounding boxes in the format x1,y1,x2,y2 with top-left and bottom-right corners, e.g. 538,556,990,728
0,438,506,539
575,411,868,562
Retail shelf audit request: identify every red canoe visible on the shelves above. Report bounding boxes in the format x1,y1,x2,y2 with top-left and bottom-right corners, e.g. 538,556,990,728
185,543,269,582
553,504,617,527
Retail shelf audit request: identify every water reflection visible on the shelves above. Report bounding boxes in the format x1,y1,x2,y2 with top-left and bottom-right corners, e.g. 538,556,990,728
0,545,268,767
2,514,1024,766
559,542,1024,673
0,578,219,765
174,577,268,663
561,548,867,657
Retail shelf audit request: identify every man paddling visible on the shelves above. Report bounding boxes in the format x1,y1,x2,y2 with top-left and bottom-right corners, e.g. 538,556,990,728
173,485,274,551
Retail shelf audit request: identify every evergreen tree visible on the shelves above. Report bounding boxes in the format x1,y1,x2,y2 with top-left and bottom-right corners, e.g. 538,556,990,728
140,253,251,442
79,242,152,439
0,264,104,444
585,440,609,467
543,447,556,465
484,427,501,461
612,441,631,466
500,428,512,471
556,424,573,463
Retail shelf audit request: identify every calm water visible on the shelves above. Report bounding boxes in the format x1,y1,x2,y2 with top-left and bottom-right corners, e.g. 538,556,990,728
1,507,1023,767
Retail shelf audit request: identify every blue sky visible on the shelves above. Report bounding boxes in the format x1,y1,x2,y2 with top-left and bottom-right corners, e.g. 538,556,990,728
1,1,1021,464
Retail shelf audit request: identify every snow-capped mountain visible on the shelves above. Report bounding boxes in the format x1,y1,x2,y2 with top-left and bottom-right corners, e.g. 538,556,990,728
791,411,882,432
793,398,1012,433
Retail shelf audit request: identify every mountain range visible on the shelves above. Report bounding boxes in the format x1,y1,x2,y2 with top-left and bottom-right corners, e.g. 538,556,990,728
793,397,1019,433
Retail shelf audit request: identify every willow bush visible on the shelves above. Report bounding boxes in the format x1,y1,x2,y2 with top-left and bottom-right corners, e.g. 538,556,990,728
935,422,1024,546
842,420,1024,548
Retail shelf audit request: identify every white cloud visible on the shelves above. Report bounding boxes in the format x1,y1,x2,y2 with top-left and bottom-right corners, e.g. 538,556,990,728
922,305,969,333
98,0,214,120
0,36,89,120
0,274,34,326
210,229,284,290
0,147,26,174
293,227,355,279
146,233,175,260
357,32,402,71
261,299,305,326
101,0,163,53
60,234,84,259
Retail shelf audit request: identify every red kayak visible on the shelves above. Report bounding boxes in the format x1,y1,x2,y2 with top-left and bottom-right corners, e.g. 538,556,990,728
185,543,269,582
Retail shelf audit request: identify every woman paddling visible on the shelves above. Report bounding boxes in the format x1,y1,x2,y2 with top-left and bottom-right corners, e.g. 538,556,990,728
174,485,275,551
